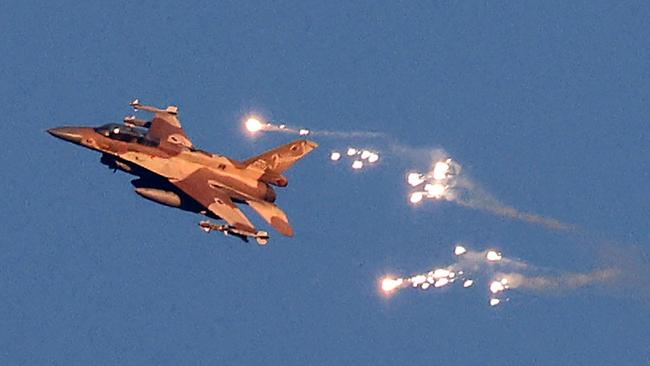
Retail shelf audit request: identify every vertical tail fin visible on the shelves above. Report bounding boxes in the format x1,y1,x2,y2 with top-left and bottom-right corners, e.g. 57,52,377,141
244,139,318,175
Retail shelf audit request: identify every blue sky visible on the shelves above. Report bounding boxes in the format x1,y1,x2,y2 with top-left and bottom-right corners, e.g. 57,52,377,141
1,1,649,365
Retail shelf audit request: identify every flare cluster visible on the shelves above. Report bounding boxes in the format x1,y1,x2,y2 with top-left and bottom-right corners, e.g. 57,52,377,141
381,245,511,307
330,147,380,170
407,158,461,204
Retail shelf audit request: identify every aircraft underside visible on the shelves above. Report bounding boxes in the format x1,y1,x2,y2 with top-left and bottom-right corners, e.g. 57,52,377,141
100,153,268,244
101,153,220,219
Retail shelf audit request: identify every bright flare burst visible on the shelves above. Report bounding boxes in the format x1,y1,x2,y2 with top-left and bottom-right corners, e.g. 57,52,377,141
409,192,424,204
432,160,451,180
407,173,426,187
455,245,467,256
381,277,403,293
489,281,506,294
424,183,447,198
245,117,264,133
486,250,503,262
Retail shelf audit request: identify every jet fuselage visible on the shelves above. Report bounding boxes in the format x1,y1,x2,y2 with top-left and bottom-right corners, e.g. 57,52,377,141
47,126,277,206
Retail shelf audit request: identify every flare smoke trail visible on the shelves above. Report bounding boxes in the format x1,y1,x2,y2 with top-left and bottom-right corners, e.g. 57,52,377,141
381,244,621,307
497,269,621,292
244,116,386,139
311,130,387,139
451,176,575,231
389,144,449,166
407,153,575,232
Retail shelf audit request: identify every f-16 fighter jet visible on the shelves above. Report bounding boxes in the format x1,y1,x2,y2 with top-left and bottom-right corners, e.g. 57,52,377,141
48,99,318,245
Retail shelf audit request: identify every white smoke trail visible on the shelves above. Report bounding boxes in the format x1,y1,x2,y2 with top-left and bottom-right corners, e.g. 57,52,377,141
381,244,621,307
311,130,387,139
497,268,620,292
406,153,575,232
243,116,386,139
388,143,449,167
451,176,574,231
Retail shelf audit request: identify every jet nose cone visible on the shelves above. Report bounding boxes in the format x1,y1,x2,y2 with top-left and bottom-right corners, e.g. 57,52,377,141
47,127,84,144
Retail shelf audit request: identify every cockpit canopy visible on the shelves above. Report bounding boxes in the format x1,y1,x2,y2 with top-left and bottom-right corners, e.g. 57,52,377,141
94,123,157,145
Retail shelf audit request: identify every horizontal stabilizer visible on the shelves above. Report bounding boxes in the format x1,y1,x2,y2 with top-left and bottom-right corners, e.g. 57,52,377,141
244,139,318,175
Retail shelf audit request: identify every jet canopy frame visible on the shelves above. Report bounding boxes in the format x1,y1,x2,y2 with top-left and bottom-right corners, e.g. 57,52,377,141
94,123,158,146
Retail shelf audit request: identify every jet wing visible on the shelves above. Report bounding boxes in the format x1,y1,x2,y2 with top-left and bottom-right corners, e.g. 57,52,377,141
131,100,193,149
247,199,294,237
170,168,256,233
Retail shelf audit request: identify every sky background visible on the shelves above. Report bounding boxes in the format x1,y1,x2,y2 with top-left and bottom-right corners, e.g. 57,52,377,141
1,1,649,365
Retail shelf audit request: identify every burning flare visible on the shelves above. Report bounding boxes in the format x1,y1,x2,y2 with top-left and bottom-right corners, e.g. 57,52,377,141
486,250,502,262
432,160,451,180
409,192,424,204
245,117,264,133
381,277,404,293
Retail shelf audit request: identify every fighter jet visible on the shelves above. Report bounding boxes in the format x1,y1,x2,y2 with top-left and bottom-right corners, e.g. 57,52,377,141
48,99,318,245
